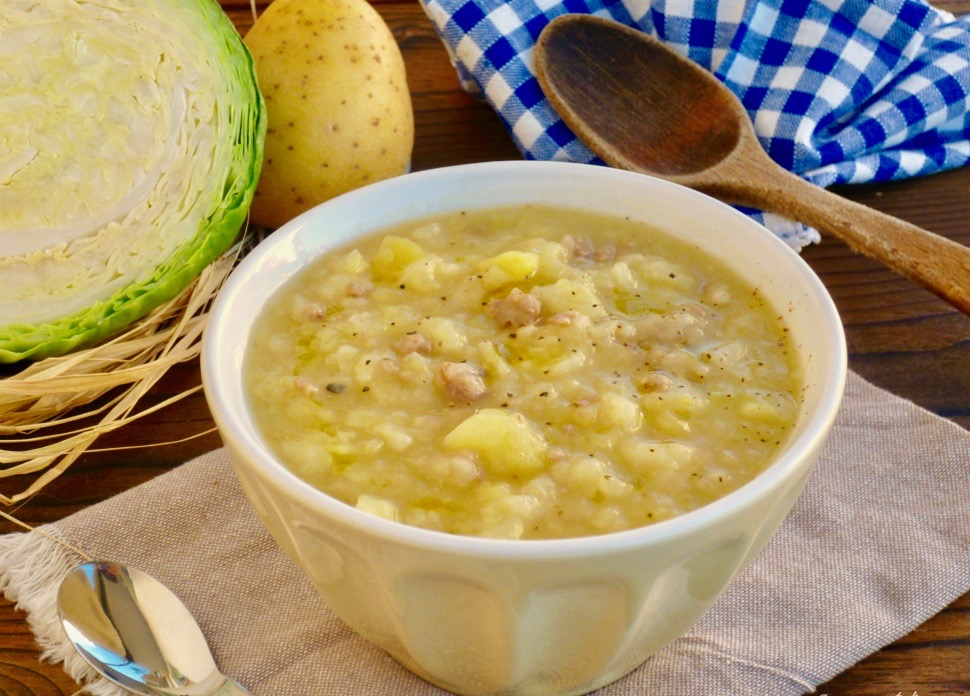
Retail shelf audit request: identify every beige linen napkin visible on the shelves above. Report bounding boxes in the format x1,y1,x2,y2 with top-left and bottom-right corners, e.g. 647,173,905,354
1,370,968,695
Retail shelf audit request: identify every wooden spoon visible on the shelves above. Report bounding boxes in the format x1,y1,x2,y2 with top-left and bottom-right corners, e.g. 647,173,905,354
534,14,970,314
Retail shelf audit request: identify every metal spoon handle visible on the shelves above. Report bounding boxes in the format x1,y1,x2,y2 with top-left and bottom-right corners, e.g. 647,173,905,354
212,678,252,696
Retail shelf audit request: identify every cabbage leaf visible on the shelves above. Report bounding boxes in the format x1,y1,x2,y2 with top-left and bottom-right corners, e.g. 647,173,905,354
0,0,265,362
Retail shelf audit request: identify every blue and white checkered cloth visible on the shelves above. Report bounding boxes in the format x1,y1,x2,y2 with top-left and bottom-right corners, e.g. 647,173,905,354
419,0,970,248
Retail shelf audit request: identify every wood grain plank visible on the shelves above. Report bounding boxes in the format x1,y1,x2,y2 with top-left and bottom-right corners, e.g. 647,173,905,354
0,1,966,694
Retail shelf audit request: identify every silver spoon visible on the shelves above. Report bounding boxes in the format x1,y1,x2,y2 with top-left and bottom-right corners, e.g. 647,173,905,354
57,560,251,696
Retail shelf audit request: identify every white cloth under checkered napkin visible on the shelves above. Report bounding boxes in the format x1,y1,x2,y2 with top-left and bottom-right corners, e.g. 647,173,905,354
419,0,970,248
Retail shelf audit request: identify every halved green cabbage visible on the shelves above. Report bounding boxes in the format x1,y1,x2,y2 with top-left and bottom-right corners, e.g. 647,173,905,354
0,0,265,362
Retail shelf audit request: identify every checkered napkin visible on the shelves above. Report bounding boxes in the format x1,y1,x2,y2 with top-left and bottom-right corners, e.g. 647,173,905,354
419,0,970,248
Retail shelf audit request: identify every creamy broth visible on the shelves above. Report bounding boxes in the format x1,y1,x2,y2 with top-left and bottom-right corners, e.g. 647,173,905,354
244,205,802,539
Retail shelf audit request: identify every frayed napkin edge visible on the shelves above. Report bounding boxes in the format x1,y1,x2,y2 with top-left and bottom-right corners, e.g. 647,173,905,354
0,531,123,696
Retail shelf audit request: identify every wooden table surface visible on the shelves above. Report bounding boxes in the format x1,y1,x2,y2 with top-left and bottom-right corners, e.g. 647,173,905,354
1,1,967,694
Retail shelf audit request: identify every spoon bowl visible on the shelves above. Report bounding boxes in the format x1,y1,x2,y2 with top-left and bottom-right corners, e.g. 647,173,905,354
536,15,743,180
535,14,970,313
57,561,250,696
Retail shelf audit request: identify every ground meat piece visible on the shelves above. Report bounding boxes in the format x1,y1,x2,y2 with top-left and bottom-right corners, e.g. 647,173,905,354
302,303,327,320
486,288,542,328
545,310,591,328
563,235,595,261
438,362,487,402
293,376,320,396
562,236,615,263
594,244,616,262
377,358,400,375
348,280,374,297
547,448,568,462
392,332,432,355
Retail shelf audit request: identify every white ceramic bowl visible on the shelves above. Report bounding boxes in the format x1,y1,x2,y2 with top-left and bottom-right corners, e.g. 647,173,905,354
202,161,846,696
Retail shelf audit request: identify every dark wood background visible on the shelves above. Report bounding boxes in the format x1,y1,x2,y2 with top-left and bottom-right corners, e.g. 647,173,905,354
0,1,967,694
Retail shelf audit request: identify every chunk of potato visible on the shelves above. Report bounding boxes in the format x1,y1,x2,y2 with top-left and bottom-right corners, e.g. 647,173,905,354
477,340,511,377
479,251,539,290
635,257,695,291
339,249,367,275
563,458,634,500
532,278,606,318
738,394,785,423
356,494,400,522
419,316,466,353
443,409,546,477
619,440,695,476
526,239,569,281
371,236,425,279
597,392,642,432
399,256,441,294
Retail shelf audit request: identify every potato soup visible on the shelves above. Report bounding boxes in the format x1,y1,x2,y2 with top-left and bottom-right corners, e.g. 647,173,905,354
244,205,802,539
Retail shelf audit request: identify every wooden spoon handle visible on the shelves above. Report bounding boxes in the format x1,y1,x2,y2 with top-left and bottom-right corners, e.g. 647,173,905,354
709,160,970,313
779,172,969,313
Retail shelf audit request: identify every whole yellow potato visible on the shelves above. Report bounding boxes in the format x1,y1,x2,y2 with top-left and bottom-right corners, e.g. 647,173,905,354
245,0,414,228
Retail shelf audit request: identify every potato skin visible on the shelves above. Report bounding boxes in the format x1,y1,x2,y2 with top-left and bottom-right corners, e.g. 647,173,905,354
245,0,414,229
